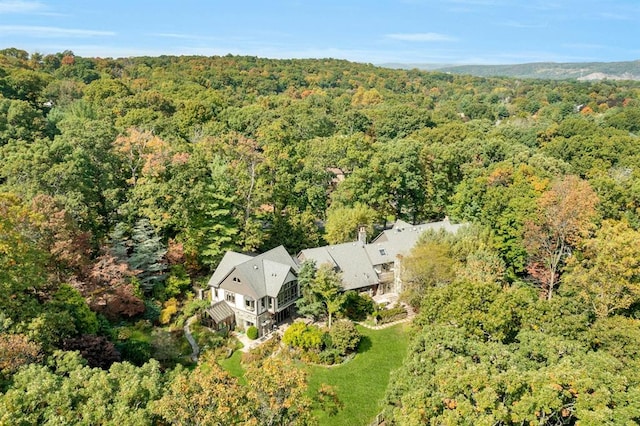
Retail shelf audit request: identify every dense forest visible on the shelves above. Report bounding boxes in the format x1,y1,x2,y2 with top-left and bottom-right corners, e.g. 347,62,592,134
1,46,640,425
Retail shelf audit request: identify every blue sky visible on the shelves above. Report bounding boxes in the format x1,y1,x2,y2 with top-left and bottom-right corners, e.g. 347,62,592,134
0,0,638,65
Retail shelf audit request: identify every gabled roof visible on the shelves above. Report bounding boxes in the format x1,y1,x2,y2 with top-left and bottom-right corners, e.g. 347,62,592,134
299,218,466,291
207,251,253,289
208,245,298,299
299,242,379,291
264,259,294,297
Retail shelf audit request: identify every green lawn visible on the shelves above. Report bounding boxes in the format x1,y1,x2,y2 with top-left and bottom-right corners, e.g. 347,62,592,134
218,349,246,384
307,323,409,426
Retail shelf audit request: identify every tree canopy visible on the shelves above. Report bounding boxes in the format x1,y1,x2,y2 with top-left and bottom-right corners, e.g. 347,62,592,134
2,49,640,425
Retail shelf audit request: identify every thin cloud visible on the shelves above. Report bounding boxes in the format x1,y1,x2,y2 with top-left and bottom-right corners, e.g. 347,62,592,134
0,0,43,13
0,25,115,37
387,32,456,42
151,32,197,39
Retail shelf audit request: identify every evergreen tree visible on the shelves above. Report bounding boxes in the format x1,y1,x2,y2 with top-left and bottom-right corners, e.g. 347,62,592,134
129,218,167,294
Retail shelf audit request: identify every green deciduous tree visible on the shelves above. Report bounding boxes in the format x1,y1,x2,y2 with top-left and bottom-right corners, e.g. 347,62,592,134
263,207,322,254
401,240,455,309
0,193,48,324
314,264,346,328
452,163,547,279
324,203,377,244
0,351,164,425
47,284,99,335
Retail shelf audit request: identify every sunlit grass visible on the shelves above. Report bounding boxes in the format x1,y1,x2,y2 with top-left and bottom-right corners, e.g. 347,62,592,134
217,323,409,425
307,323,409,426
218,349,246,384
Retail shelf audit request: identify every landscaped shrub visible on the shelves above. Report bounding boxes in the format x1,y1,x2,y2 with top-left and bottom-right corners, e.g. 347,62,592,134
282,320,364,364
343,291,375,321
375,306,408,324
246,325,259,340
318,348,341,365
329,320,361,354
283,321,323,352
159,298,178,325
321,331,333,349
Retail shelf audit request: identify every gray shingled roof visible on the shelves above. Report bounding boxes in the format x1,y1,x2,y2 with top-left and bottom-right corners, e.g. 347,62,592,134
299,242,379,291
209,245,298,299
207,251,252,289
299,218,466,291
368,218,465,264
205,301,235,323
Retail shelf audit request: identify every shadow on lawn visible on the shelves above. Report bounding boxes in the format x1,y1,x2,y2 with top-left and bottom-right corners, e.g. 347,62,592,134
357,336,372,353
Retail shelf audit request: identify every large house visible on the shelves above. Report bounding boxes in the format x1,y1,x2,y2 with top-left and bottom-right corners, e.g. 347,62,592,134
205,245,299,337
298,218,464,295
206,218,464,336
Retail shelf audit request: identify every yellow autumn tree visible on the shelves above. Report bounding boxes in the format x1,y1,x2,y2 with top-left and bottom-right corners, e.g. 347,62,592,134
564,220,640,318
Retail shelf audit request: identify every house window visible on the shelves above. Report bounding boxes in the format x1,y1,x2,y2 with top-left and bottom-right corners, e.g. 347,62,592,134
277,280,298,307
268,297,274,310
245,298,255,311
225,292,235,303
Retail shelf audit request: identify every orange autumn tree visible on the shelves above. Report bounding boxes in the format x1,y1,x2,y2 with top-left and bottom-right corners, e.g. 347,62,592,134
153,353,250,425
245,357,315,426
114,127,171,187
524,175,599,300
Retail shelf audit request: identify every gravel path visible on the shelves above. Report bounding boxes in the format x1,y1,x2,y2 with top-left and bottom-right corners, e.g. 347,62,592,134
183,315,200,362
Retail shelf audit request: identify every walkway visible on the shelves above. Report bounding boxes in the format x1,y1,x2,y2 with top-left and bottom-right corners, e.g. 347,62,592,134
357,311,414,330
183,315,200,362
359,293,416,330
234,319,291,352
234,331,275,353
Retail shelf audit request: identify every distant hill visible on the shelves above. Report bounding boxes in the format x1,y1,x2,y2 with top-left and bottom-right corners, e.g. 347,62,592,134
380,60,640,81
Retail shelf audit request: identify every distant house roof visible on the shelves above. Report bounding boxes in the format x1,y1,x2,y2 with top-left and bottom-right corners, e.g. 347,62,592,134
299,218,465,291
207,245,298,299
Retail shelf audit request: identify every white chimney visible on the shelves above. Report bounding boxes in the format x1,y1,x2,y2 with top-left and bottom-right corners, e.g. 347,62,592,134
357,226,367,246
